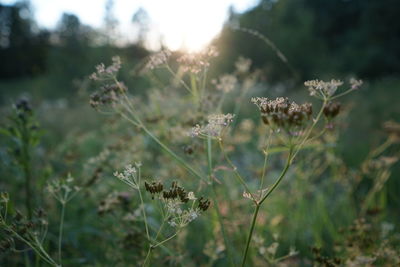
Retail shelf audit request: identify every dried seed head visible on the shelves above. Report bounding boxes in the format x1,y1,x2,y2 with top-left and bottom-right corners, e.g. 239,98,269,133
198,197,211,211
252,97,313,129
323,102,341,119
90,83,127,109
144,181,164,196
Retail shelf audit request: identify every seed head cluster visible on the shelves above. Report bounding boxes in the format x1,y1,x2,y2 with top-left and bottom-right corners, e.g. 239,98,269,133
198,197,211,211
323,101,341,119
144,181,163,195
90,83,127,109
145,181,192,204
252,97,312,128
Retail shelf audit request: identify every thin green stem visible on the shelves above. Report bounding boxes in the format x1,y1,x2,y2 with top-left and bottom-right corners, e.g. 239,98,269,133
260,147,293,205
152,232,178,249
241,204,260,267
142,246,152,267
58,202,65,265
259,130,273,191
138,189,150,240
242,147,294,266
206,137,235,266
330,88,357,100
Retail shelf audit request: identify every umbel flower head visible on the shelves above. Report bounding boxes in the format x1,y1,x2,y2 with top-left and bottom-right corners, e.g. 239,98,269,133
144,181,210,228
90,56,121,81
252,97,312,129
190,113,235,139
304,79,343,98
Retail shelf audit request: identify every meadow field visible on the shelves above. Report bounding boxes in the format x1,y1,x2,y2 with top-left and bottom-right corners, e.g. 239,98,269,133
1,0,399,266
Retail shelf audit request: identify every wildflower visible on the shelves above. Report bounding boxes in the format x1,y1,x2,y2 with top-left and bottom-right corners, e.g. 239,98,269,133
190,114,235,138
213,74,237,93
90,56,121,81
252,97,312,129
187,191,196,200
304,79,343,97
47,174,80,204
349,78,363,89
143,50,171,71
114,164,140,190
235,56,252,73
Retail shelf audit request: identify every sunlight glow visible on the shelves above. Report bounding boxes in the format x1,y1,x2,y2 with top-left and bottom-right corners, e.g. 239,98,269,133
1,0,259,51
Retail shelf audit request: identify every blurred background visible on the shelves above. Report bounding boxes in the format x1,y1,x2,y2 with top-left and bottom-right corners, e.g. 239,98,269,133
1,0,399,165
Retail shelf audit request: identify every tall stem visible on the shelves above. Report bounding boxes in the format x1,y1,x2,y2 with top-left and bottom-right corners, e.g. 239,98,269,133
206,137,235,266
241,204,260,266
241,147,293,266
260,147,293,205
58,202,65,265
138,189,150,240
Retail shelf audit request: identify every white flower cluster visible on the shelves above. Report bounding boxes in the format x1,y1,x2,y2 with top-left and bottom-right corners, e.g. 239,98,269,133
159,191,200,228
213,74,237,93
167,206,200,228
90,56,121,81
304,79,343,97
190,114,235,138
113,163,142,190
47,174,81,204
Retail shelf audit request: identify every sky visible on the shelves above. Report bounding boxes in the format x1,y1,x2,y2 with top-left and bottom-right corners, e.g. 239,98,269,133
1,0,259,51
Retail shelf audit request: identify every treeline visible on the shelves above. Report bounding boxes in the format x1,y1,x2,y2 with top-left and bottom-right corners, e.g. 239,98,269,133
215,0,400,83
2,0,400,84
0,1,148,81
